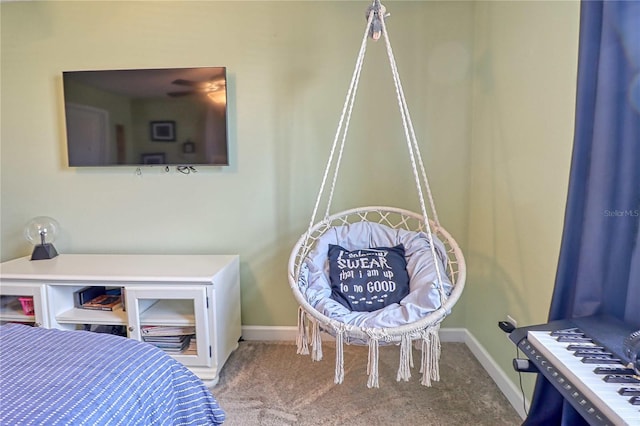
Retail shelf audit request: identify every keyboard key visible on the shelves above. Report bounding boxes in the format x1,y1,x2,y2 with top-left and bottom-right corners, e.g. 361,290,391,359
567,344,605,351
619,387,640,396
593,366,636,375
551,327,584,336
574,349,613,357
558,335,593,343
581,356,622,364
603,375,640,384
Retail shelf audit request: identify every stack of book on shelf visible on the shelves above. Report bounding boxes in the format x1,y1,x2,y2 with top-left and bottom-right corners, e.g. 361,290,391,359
74,287,123,311
140,326,196,354
185,337,197,356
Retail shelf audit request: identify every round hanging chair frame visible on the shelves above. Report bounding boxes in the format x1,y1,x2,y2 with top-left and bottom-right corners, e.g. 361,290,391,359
288,205,466,344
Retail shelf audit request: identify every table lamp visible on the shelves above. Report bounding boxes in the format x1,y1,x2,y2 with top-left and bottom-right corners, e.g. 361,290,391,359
24,216,60,260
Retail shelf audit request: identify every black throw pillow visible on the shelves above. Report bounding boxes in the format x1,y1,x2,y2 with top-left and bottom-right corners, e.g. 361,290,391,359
328,244,410,312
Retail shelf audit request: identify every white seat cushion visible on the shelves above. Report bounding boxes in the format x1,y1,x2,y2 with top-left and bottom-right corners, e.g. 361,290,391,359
299,221,452,330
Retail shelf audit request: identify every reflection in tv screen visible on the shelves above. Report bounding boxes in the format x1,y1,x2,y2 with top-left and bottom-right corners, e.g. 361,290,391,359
62,67,229,167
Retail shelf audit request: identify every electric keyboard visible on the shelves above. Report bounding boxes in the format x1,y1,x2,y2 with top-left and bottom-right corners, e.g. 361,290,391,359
510,316,640,426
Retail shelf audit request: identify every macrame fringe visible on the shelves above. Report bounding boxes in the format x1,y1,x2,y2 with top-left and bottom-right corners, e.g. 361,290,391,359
296,307,309,355
367,336,380,388
297,312,443,388
419,327,441,386
396,333,413,382
334,329,345,384
311,320,323,361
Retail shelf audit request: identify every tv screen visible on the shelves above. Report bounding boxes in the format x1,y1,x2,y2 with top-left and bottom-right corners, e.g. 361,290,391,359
62,67,228,167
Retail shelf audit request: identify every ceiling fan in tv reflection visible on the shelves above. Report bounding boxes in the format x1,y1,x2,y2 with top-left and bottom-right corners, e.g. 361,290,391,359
167,77,226,104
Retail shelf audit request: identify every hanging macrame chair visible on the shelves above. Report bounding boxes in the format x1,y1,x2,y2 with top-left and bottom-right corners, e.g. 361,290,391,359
287,0,466,388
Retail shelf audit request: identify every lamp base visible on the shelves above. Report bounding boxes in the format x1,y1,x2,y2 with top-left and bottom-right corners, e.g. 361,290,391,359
31,243,58,260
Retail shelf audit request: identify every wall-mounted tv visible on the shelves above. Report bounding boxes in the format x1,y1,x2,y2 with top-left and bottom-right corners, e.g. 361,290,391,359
62,67,229,167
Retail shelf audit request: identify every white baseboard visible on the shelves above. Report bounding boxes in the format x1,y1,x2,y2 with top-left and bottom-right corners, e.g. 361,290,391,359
241,325,528,419
241,325,303,342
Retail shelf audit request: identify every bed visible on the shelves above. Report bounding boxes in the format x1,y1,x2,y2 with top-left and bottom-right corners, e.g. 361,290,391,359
0,323,226,425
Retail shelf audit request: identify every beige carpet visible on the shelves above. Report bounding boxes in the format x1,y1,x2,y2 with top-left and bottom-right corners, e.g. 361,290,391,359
211,341,522,425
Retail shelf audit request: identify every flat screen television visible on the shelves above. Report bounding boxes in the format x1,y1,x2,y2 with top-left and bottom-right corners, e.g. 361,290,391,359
62,67,229,167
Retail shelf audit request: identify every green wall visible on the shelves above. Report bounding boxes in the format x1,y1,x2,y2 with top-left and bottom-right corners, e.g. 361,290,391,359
1,0,579,402
468,0,579,397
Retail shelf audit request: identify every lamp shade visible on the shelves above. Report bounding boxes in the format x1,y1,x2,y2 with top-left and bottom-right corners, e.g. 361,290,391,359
24,216,60,260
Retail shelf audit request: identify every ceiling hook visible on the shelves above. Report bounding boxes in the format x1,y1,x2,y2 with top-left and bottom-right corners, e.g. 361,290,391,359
366,0,389,41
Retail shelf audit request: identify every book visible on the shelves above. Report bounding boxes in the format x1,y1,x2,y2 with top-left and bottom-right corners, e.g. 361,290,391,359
140,325,196,354
140,325,196,336
81,294,122,311
73,286,106,308
183,336,197,355
142,334,192,353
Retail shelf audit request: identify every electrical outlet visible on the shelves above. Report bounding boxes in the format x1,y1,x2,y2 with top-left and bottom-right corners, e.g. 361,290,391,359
507,315,518,329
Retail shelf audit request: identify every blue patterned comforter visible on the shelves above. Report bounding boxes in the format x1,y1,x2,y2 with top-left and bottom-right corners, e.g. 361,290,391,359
0,323,225,425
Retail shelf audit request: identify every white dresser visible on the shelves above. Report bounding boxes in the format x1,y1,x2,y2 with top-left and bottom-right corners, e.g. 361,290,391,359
0,254,241,385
